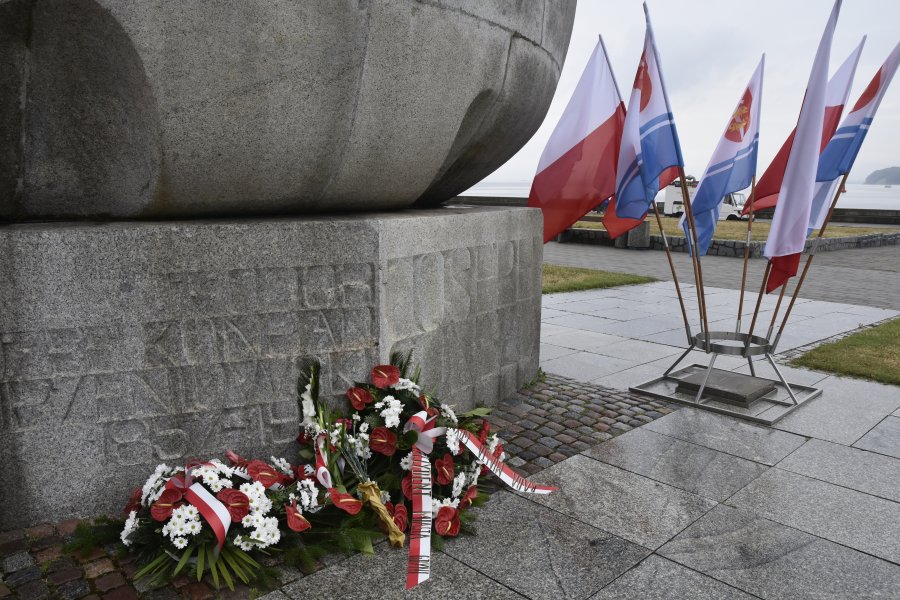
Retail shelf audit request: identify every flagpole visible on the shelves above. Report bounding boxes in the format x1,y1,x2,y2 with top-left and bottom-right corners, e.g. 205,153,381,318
678,168,711,350
766,282,788,342
771,172,849,350
736,176,757,334
652,201,693,343
745,261,772,351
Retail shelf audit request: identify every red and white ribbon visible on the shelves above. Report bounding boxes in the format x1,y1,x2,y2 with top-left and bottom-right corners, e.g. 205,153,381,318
447,428,557,494
315,436,333,489
402,414,556,589
184,482,231,552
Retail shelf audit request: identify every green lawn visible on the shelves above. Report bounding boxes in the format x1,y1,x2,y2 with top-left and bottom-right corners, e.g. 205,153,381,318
791,318,900,386
542,264,655,295
572,216,899,242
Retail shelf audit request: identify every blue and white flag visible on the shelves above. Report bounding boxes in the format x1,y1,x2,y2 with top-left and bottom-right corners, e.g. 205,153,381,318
614,3,684,221
808,41,900,231
683,57,765,256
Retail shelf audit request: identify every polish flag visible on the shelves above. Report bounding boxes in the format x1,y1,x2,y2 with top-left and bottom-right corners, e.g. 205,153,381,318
764,0,842,293
743,37,864,216
809,41,900,231
528,37,625,243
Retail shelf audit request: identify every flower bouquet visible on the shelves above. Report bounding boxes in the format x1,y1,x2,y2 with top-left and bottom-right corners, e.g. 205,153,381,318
296,351,556,588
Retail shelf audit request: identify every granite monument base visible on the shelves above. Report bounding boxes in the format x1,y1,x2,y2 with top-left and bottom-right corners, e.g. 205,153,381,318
0,206,542,528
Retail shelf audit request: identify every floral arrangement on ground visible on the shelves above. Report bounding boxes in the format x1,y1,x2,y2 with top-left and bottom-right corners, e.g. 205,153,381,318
69,352,555,591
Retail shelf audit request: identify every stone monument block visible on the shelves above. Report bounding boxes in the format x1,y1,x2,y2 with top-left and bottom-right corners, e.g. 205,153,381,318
0,0,576,219
0,206,542,527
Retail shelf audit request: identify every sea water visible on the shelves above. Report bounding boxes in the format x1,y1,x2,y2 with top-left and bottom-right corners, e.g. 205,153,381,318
462,181,900,210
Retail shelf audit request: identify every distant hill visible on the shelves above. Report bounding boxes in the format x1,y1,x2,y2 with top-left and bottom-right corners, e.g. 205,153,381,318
865,167,900,185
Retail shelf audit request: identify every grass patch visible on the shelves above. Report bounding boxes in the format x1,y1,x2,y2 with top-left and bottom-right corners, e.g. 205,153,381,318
790,318,900,386
542,264,655,294
572,216,899,242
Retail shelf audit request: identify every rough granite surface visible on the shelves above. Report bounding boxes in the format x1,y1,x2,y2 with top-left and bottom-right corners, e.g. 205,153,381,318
0,206,543,528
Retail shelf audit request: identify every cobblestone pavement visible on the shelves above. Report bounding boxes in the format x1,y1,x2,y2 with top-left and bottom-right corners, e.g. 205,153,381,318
0,375,674,600
544,241,900,310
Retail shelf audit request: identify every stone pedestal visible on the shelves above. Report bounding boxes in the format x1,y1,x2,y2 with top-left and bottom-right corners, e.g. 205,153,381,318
0,206,542,528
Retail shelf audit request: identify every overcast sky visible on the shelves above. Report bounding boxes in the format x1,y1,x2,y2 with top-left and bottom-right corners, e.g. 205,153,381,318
476,0,900,188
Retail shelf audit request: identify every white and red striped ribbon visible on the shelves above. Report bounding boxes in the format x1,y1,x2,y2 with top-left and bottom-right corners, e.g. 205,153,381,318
406,447,432,590
184,482,232,552
315,436,333,489
448,429,557,495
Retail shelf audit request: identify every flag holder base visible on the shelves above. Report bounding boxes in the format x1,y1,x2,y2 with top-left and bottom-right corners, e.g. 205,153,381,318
629,331,821,426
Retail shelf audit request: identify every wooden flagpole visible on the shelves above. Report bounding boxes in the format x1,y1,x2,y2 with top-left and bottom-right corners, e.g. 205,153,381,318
735,176,757,333
678,168,711,349
766,283,788,342
651,201,693,343
745,261,772,348
771,173,850,350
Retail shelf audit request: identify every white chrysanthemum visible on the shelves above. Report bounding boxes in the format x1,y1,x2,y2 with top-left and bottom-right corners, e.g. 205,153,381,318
399,452,413,471
172,537,188,550
380,396,403,428
431,497,460,518
452,472,466,498
446,431,461,456
120,511,139,547
359,422,370,434
441,404,458,424
140,464,173,506
297,479,318,511
487,433,501,453
391,377,421,396
351,413,361,422
271,456,293,476
380,490,391,504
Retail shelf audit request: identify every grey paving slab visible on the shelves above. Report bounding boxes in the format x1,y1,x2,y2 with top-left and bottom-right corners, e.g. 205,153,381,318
732,362,830,387
589,554,757,600
280,543,524,599
853,416,900,459
636,328,693,347
541,351,636,381
591,339,683,363
539,342,580,362
540,322,578,338
543,313,626,333
444,492,648,600
540,307,569,320
586,428,768,502
521,454,716,549
541,329,630,352
774,377,900,445
728,468,900,564
660,504,900,600
777,438,900,503
643,407,807,465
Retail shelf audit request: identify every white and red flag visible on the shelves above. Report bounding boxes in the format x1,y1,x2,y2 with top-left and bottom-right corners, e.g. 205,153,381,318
809,41,900,230
764,0,842,293
743,37,864,216
527,37,625,243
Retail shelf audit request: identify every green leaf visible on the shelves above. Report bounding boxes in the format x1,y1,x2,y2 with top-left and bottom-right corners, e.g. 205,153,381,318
207,546,220,589
232,546,262,569
458,407,492,418
221,549,249,584
173,544,195,576
218,555,235,591
196,542,206,581
134,553,167,581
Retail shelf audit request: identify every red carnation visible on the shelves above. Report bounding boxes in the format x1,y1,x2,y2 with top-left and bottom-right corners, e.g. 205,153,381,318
478,420,491,445
460,485,478,510
372,364,400,388
435,506,460,537
225,450,249,468
347,387,374,411
150,489,184,522
402,473,413,500
247,460,281,489
217,489,251,522
329,488,363,515
123,487,142,515
369,426,398,457
285,502,311,532
393,503,409,532
434,453,455,486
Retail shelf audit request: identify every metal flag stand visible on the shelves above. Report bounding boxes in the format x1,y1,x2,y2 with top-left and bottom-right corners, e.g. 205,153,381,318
628,174,849,425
